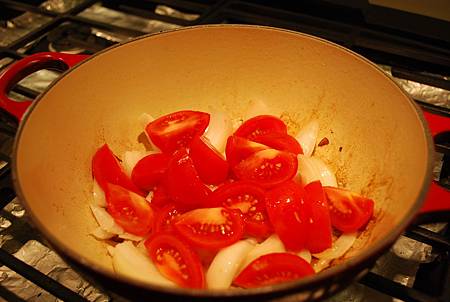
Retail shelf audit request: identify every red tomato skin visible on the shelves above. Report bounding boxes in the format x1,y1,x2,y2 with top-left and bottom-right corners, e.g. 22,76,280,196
207,181,272,239
131,153,170,191
105,183,154,236
174,207,244,250
324,186,374,233
145,232,205,289
189,136,229,185
265,181,310,251
145,110,210,153
233,253,315,288
150,182,172,208
304,181,332,253
235,115,287,141
233,149,298,189
92,144,144,196
253,133,303,155
225,135,269,167
165,148,211,208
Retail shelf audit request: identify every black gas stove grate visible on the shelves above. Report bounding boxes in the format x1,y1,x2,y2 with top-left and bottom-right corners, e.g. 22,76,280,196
0,1,449,301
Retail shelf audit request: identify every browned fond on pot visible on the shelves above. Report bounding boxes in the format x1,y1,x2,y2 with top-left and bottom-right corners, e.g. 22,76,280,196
14,26,430,294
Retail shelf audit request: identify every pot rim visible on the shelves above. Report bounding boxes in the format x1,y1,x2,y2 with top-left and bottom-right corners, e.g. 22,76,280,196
11,24,434,298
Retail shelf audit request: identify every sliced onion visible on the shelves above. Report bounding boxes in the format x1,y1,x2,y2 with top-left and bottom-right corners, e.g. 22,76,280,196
241,234,286,270
206,239,256,289
112,241,175,287
90,227,114,240
295,120,319,157
122,150,150,177
119,233,144,241
313,232,357,260
311,233,356,273
145,190,154,203
138,113,160,152
297,249,312,263
205,110,233,153
92,179,106,207
89,204,124,235
295,155,337,187
243,99,275,121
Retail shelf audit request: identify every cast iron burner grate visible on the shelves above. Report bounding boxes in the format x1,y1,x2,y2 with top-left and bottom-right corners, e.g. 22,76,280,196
0,1,449,301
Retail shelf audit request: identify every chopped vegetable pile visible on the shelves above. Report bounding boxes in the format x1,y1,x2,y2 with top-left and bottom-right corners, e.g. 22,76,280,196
90,105,375,290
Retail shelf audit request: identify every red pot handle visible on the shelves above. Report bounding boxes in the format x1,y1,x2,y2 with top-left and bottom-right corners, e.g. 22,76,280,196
417,110,450,222
0,52,89,121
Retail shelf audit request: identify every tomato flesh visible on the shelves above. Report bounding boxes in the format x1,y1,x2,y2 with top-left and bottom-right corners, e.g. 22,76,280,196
324,186,374,233
189,136,229,185
153,203,184,233
225,135,269,167
145,110,210,153
105,183,154,236
174,207,244,250
165,148,211,208
207,181,272,238
131,153,170,191
92,144,144,196
234,149,298,188
253,133,303,155
265,181,310,251
304,181,332,253
235,115,287,141
145,232,205,289
234,253,314,288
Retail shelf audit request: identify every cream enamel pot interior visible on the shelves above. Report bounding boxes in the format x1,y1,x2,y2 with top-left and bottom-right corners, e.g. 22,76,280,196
1,25,437,301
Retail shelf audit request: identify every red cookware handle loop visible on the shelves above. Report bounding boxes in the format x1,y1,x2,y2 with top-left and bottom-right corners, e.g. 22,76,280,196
418,110,450,220
0,52,89,121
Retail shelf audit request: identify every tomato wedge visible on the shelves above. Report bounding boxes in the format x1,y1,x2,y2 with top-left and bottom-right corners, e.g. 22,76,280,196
225,135,269,167
145,110,210,153
253,133,303,155
131,153,170,191
207,181,272,238
235,115,287,141
189,136,229,185
304,181,332,253
323,187,374,233
233,149,298,188
234,253,314,288
165,148,211,208
150,182,172,208
105,183,154,236
153,203,184,233
145,232,205,289
92,144,144,196
265,181,310,251
174,207,244,250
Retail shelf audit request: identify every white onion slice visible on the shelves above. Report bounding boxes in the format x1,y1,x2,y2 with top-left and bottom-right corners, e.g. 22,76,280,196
241,234,286,270
206,239,256,289
205,110,233,153
89,204,124,235
145,191,154,203
92,179,106,207
119,233,144,241
243,99,275,120
311,233,356,273
90,227,114,240
138,113,160,152
296,155,337,187
295,120,319,157
297,249,312,263
313,232,357,260
122,150,150,177
112,241,175,287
